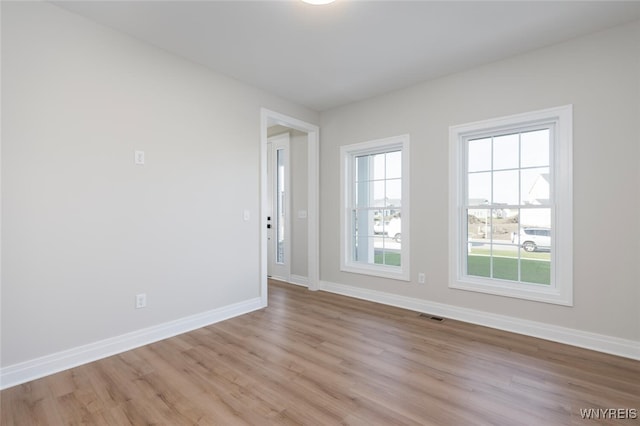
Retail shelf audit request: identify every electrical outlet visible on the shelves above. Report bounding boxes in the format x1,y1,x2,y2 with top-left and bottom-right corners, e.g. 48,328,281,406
135,293,147,309
418,273,426,284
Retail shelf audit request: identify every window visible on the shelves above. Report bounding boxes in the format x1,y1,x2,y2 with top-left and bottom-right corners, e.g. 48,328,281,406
341,135,410,281
449,106,573,305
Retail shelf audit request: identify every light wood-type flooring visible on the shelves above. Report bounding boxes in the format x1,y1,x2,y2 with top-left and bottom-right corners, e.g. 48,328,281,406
2,280,639,425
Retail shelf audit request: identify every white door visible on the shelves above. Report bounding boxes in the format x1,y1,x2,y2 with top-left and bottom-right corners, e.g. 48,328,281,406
267,133,290,281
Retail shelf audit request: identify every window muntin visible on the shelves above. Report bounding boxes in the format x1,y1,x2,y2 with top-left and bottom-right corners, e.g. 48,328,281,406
341,135,410,281
450,106,572,305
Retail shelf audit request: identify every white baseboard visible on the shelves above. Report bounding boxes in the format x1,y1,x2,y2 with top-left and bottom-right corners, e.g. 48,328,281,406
319,280,640,361
268,274,289,283
4,282,636,390
0,297,264,390
288,274,309,287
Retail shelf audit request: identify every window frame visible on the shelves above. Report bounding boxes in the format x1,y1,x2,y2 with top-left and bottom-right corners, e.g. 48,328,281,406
340,135,410,281
449,106,573,305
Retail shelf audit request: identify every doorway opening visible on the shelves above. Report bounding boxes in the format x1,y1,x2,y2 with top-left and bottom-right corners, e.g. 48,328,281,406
260,109,319,307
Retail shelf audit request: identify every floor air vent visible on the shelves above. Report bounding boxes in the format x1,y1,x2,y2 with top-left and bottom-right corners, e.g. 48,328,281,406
418,313,445,322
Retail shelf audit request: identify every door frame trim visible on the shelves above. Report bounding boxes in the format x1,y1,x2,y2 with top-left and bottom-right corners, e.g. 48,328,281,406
260,109,320,306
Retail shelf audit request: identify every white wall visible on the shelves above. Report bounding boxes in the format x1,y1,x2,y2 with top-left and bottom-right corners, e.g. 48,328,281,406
320,21,640,343
0,2,318,369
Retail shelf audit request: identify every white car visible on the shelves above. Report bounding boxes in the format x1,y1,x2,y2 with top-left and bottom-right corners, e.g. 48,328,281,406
374,217,402,242
518,227,551,252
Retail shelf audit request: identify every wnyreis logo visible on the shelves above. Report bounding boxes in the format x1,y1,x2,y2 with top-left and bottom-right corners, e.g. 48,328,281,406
579,408,638,420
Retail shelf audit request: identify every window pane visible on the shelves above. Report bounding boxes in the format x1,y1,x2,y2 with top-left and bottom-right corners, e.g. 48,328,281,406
373,233,401,267
493,133,519,170
355,155,369,183
521,129,550,168
520,208,550,230
521,167,550,205
353,209,374,269
354,217,401,267
276,148,285,264
468,209,490,240
386,150,402,179
467,253,490,278
521,254,551,285
355,235,395,265
468,137,491,172
491,209,517,242
354,237,378,264
372,153,386,181
493,170,519,205
386,179,401,207
373,247,384,265
468,172,491,205
383,248,401,266
519,208,551,254
492,248,519,281
381,216,402,242
373,181,385,207
353,209,376,238
355,180,369,208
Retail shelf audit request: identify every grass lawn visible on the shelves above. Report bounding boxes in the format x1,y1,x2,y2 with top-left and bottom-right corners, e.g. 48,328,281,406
468,255,550,285
374,251,401,267
371,250,550,285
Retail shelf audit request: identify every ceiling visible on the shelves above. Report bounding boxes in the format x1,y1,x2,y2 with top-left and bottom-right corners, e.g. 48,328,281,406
54,1,640,112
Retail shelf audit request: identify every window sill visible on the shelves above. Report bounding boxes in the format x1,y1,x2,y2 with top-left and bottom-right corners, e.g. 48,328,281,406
341,264,410,282
450,277,573,306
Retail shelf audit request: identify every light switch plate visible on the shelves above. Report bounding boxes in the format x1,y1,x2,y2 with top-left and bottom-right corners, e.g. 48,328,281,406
134,150,145,165
135,293,147,309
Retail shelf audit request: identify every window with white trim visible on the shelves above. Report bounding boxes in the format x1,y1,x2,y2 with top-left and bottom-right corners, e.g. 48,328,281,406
449,106,573,305
341,135,410,281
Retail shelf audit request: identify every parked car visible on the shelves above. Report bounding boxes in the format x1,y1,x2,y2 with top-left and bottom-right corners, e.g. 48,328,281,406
374,217,402,242
517,227,551,252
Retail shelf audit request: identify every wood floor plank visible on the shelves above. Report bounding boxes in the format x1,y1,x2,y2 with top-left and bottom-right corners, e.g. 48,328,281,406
2,279,639,425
